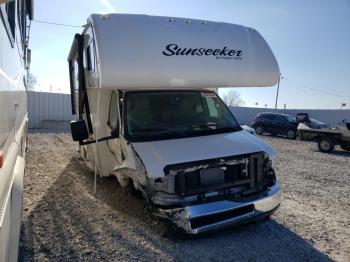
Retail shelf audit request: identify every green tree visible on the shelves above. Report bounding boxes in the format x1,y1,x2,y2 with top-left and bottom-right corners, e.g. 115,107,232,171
222,90,245,107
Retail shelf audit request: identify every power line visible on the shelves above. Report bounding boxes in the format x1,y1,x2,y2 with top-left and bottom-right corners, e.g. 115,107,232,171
286,81,342,106
282,76,350,100
32,19,83,28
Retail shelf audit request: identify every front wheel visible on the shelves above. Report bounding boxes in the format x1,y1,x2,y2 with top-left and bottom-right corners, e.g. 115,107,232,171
318,138,335,153
286,129,296,139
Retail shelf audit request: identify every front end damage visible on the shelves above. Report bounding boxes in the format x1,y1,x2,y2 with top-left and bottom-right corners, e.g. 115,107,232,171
146,152,281,234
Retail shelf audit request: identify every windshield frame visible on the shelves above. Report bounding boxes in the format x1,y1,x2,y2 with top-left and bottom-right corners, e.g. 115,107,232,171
123,90,242,142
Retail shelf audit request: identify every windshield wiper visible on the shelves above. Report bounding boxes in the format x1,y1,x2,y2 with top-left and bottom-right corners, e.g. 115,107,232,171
132,127,189,137
132,127,169,133
192,123,241,131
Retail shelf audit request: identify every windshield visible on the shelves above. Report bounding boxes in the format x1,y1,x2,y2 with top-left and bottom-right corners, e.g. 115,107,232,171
124,91,241,142
310,118,325,124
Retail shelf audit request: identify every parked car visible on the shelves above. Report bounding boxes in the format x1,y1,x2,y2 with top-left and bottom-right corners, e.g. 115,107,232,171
252,112,298,139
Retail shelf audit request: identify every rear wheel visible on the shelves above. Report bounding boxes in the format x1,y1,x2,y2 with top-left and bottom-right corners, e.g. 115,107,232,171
286,129,296,139
318,138,335,153
340,145,350,151
255,126,264,135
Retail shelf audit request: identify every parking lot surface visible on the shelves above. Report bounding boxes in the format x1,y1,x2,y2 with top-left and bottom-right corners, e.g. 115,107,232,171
19,131,350,261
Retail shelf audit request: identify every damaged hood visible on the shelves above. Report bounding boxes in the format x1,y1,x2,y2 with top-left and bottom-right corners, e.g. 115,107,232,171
131,131,277,178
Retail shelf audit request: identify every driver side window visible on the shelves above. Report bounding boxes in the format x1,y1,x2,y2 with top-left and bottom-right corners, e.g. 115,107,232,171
108,91,119,130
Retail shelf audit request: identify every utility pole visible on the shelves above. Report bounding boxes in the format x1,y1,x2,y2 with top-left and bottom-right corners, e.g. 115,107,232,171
274,75,281,110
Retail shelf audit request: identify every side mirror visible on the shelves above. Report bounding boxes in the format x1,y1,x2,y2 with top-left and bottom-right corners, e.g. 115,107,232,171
70,120,89,141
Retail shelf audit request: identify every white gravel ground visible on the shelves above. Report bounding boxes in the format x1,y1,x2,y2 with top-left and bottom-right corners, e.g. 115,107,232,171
19,131,350,261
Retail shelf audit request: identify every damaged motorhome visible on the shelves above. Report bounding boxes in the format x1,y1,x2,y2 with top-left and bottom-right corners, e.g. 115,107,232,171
68,14,281,234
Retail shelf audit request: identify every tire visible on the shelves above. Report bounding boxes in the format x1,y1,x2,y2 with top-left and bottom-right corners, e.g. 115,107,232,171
318,138,335,153
340,145,350,151
255,126,264,135
286,129,296,139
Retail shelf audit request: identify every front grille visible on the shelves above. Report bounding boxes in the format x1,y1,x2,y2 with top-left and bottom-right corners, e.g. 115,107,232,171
190,204,254,229
166,152,268,197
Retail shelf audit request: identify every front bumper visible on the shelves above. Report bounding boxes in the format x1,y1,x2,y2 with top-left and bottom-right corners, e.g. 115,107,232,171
155,183,281,234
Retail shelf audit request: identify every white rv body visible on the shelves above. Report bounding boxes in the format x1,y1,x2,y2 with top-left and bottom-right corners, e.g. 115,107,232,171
68,14,281,234
0,0,33,260
85,14,279,89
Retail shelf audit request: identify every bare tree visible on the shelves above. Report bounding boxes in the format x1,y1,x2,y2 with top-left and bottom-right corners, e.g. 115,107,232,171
27,73,37,91
222,90,245,107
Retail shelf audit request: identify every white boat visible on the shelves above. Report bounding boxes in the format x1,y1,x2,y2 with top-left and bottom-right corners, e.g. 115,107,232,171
297,114,350,152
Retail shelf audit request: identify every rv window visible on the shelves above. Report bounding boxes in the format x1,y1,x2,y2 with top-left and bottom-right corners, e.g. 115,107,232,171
86,43,96,71
108,91,119,130
1,1,16,44
84,27,96,72
73,60,79,90
86,45,92,70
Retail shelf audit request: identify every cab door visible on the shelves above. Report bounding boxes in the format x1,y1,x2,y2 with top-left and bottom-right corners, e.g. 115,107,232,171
107,91,122,163
262,114,274,133
273,115,289,135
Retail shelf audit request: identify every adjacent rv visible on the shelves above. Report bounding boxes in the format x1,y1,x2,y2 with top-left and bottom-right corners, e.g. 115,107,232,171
0,0,33,260
68,14,281,234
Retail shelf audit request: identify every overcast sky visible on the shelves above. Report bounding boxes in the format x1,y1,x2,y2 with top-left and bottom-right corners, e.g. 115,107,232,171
29,0,350,109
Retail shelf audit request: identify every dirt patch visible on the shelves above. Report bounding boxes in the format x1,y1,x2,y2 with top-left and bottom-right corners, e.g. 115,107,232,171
19,131,349,261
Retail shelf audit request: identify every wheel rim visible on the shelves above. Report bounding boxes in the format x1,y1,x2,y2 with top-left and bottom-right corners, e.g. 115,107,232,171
256,126,262,134
320,141,331,151
287,130,295,138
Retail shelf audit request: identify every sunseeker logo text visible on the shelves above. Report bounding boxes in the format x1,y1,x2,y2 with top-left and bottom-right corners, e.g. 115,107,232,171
162,43,243,60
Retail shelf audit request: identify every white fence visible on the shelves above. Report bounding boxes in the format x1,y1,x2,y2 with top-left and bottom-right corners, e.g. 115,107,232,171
27,91,349,129
230,106,350,127
28,91,74,128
